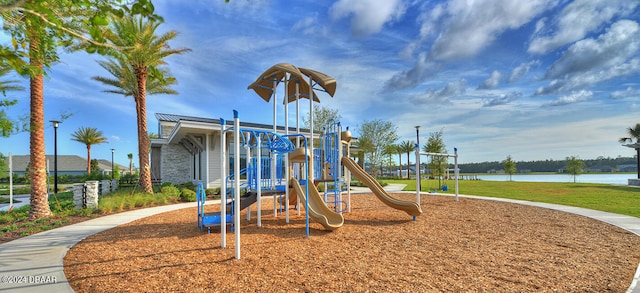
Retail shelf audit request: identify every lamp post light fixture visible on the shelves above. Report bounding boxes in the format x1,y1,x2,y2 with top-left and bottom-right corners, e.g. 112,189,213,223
50,120,61,194
111,148,115,180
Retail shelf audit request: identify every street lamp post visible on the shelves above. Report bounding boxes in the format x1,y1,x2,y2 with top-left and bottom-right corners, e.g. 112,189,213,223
111,148,115,180
415,125,420,192
50,120,61,194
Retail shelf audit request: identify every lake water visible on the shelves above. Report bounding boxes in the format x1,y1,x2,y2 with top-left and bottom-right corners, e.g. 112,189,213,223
475,173,636,185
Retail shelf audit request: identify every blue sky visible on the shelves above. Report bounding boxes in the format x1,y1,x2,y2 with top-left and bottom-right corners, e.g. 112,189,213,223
2,0,640,166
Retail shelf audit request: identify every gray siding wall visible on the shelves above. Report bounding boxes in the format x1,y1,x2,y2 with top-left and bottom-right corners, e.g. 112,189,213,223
161,143,192,184
208,132,223,188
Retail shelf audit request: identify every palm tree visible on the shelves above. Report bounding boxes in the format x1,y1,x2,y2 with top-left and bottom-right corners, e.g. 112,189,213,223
127,153,133,174
97,15,189,193
0,64,24,137
71,127,107,173
383,144,397,177
619,123,640,179
395,143,403,178
399,140,415,179
0,64,23,95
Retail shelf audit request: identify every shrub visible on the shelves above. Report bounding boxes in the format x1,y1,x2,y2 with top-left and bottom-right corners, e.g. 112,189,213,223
180,188,197,202
206,188,220,199
177,181,196,191
160,185,180,201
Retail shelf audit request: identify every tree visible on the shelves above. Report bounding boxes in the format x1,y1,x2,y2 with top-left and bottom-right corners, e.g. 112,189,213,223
357,119,399,177
98,15,189,193
383,144,397,177
0,64,24,136
503,155,517,181
113,164,121,179
0,0,158,220
88,158,102,179
350,138,368,167
92,58,178,97
399,140,415,179
303,104,342,131
423,130,447,186
71,127,108,173
0,153,7,180
566,156,585,183
619,123,640,179
127,153,133,174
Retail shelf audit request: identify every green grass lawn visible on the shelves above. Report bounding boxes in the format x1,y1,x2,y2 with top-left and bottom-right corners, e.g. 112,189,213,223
383,179,640,218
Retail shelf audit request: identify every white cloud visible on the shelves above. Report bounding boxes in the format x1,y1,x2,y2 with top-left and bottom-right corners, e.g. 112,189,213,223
329,0,406,36
384,52,440,90
528,0,639,54
427,0,551,60
291,14,324,36
411,79,466,104
390,0,550,91
537,20,640,95
478,70,502,89
610,87,640,99
508,60,539,83
482,92,522,107
544,90,593,106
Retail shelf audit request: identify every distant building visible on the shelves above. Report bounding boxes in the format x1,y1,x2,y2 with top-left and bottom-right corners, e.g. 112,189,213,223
586,165,614,172
2,155,130,177
617,164,638,172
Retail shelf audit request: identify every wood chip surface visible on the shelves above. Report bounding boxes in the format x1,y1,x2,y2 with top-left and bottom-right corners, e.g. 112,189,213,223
64,193,640,292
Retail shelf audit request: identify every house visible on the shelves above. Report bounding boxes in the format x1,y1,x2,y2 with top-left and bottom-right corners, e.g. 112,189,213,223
150,113,357,188
3,155,129,177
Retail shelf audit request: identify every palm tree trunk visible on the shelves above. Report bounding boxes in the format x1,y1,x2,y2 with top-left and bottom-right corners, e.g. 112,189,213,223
28,35,52,220
398,153,402,179
406,152,410,180
86,145,91,173
135,68,153,193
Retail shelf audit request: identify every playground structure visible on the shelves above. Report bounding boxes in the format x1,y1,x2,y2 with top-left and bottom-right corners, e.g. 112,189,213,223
196,63,424,259
415,147,460,202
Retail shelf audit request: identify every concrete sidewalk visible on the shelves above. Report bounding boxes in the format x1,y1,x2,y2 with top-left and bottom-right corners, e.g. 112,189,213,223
0,194,30,212
0,189,639,292
0,202,203,292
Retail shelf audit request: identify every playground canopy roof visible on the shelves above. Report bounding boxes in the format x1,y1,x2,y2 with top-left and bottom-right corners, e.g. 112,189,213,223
247,63,336,103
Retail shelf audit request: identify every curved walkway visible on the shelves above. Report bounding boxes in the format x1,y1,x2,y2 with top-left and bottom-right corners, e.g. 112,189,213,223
0,188,639,292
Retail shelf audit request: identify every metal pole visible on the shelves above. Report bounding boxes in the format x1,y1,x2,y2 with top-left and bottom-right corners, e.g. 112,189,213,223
415,126,420,202
9,152,13,210
50,120,60,194
636,148,639,179
111,148,115,180
284,73,290,223
233,110,241,260
454,147,459,202
220,118,227,248
257,134,262,227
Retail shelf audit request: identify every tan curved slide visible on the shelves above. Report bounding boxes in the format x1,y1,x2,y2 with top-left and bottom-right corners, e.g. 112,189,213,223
289,178,344,230
342,157,422,217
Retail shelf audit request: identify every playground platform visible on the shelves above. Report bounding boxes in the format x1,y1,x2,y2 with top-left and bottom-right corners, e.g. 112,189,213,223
0,188,639,292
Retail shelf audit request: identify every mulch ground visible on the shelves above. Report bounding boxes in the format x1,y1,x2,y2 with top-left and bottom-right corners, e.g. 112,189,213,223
64,193,640,292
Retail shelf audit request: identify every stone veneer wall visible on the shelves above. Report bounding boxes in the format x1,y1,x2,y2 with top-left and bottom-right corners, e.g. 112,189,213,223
73,180,119,209
161,143,192,184
84,181,99,208
101,180,111,195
